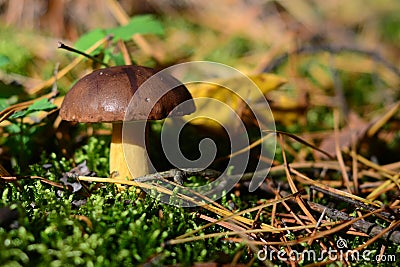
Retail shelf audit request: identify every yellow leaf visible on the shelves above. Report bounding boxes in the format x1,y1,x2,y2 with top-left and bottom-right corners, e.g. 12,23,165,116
185,73,286,131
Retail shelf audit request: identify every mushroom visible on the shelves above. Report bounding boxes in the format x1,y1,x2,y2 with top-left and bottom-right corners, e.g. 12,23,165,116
60,65,195,180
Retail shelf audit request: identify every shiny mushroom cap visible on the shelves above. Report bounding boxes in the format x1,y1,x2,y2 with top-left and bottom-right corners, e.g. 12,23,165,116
60,65,195,122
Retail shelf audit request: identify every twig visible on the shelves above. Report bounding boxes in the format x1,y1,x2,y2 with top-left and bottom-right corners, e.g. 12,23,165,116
309,186,396,221
133,162,350,186
117,39,132,65
278,133,318,226
1,175,66,189
133,168,222,183
58,42,109,67
308,201,400,244
263,130,334,159
28,35,113,95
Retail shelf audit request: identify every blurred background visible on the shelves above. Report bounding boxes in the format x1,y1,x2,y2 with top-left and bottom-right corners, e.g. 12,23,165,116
1,0,399,72
1,0,400,172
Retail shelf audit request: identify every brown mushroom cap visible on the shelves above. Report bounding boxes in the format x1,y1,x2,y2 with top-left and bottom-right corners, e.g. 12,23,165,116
60,65,195,122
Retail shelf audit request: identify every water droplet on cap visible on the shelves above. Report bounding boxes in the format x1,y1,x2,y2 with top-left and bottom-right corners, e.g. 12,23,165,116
145,98,150,102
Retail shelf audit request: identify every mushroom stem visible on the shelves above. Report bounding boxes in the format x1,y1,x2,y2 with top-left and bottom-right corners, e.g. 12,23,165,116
110,122,150,180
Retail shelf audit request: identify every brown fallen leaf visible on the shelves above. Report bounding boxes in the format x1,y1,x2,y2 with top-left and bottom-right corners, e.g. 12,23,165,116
319,112,370,157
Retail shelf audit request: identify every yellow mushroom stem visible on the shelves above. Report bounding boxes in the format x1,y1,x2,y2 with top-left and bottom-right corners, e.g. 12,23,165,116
109,122,150,180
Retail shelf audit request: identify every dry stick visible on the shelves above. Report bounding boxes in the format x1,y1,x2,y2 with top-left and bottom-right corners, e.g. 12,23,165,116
246,208,388,247
106,0,163,63
170,194,298,244
58,42,109,67
279,134,297,194
290,167,387,212
309,186,395,221
351,133,360,194
133,161,349,185
117,39,132,65
345,149,400,200
377,245,387,265
147,176,255,233
221,129,333,165
278,221,296,267
0,70,41,89
135,162,364,208
392,200,400,208
271,185,313,236
348,150,398,176
166,221,340,246
253,205,264,227
273,185,327,251
197,213,249,233
307,207,328,248
270,161,348,174
333,109,353,193
28,35,113,95
1,175,66,189
264,130,334,159
226,133,270,159
382,161,400,172
133,168,221,183
270,184,279,227
367,101,400,137
279,133,317,225
78,166,398,244
308,201,400,244
275,134,331,255
355,220,400,251
291,165,400,247
147,171,234,215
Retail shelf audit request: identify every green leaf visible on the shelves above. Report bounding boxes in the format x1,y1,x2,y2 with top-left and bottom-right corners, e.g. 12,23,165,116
74,15,164,51
27,98,57,112
105,51,125,66
9,98,57,119
9,110,27,119
74,29,107,51
105,15,164,41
